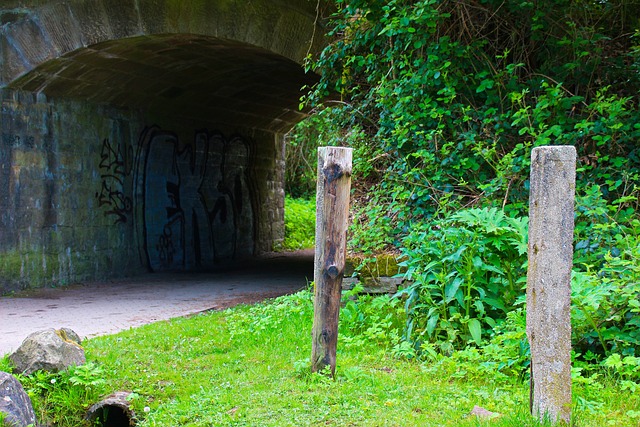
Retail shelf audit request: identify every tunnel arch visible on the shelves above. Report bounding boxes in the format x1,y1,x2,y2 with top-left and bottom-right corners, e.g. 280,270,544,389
0,0,330,291
0,0,328,87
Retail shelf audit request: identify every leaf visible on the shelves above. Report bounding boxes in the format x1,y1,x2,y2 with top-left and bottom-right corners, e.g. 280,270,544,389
483,297,507,312
444,276,463,303
474,300,485,316
468,318,482,345
455,288,465,308
476,79,495,93
427,313,439,337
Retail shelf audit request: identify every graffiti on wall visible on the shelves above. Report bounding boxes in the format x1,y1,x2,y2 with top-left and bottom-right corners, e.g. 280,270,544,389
135,126,255,272
96,137,133,224
96,120,133,224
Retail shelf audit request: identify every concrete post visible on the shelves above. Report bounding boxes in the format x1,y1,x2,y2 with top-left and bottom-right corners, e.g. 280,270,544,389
526,145,576,425
311,147,352,377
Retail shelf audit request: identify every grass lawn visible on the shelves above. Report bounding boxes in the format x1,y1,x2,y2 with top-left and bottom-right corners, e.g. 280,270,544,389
61,290,637,427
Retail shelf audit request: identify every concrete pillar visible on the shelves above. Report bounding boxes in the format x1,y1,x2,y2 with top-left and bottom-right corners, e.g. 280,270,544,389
526,145,576,425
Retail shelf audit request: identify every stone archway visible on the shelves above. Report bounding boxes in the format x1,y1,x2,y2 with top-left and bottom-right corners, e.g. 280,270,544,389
0,1,331,292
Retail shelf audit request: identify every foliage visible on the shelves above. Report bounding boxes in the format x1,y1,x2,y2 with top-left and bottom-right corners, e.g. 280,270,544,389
397,207,527,353
285,107,364,198
300,0,640,248
395,202,640,362
569,183,640,358
292,0,640,377
15,362,107,426
339,284,406,351
571,239,640,357
574,184,639,270
281,196,316,251
465,308,530,382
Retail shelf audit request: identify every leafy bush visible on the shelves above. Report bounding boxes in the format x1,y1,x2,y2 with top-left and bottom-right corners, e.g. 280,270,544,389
572,239,640,357
570,183,640,358
292,0,640,375
282,196,316,251
396,203,640,362
397,207,527,354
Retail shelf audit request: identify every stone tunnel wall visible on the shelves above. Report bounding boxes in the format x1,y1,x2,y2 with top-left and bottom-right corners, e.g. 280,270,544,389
0,0,328,293
0,89,284,293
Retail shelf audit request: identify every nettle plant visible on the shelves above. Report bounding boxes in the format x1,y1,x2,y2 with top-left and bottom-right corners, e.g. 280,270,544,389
397,207,528,355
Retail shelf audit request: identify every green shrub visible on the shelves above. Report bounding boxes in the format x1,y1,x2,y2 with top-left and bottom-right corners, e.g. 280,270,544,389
396,204,640,361
300,0,640,250
397,207,528,354
572,238,640,357
282,196,315,251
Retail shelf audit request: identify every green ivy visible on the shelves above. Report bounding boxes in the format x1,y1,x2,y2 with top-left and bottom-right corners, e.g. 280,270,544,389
301,0,640,248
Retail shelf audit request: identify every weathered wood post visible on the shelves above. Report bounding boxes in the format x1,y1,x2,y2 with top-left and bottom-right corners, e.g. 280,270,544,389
311,147,352,376
526,146,576,425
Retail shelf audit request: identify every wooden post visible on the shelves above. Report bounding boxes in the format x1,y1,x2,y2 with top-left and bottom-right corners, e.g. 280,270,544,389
526,146,576,425
311,146,352,376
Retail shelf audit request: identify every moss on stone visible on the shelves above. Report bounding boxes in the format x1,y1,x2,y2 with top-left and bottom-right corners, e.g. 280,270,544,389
0,250,23,279
346,253,406,278
0,249,64,294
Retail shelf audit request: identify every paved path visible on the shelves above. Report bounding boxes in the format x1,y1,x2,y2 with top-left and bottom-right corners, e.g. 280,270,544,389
0,250,313,355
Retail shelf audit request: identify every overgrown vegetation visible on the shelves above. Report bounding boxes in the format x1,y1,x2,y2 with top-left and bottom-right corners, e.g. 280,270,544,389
4,292,639,426
398,207,528,353
0,356,107,426
281,196,316,251
291,0,640,365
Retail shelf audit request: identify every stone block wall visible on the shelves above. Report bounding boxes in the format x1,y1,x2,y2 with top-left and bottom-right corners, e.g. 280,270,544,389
0,89,285,293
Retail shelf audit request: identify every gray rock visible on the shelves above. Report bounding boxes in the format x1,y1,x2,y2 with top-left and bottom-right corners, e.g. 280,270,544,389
0,371,37,427
9,329,85,375
470,405,501,419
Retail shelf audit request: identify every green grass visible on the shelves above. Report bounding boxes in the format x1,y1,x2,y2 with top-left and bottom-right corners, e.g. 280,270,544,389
76,293,640,425
3,290,639,426
282,196,315,251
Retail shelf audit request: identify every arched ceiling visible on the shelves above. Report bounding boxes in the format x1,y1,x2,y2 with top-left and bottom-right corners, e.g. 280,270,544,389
8,34,319,132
